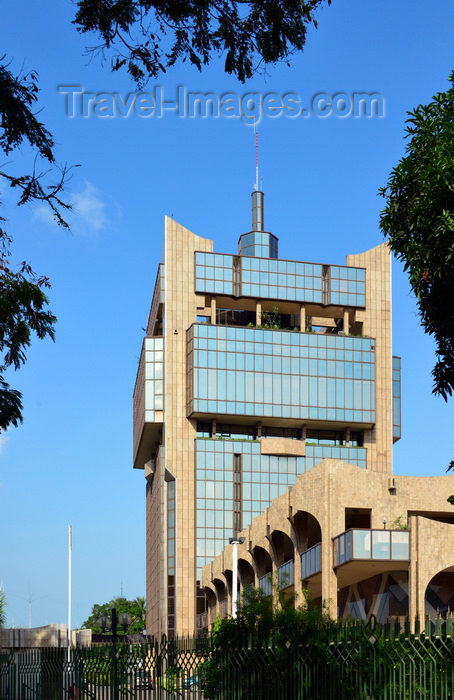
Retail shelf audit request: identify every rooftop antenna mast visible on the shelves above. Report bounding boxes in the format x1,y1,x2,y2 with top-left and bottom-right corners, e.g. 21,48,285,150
251,121,264,232
240,121,278,255
254,121,259,191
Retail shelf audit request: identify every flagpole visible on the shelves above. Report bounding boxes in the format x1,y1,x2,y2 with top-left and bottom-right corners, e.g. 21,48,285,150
68,525,72,650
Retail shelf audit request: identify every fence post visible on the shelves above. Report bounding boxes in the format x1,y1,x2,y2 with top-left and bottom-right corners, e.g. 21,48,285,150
446,608,452,637
414,614,420,636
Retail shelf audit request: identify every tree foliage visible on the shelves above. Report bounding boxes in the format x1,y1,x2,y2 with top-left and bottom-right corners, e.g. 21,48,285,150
0,61,73,431
74,0,330,86
0,587,6,628
0,63,72,227
447,460,454,505
379,73,454,400
203,597,454,700
201,586,340,699
81,596,146,634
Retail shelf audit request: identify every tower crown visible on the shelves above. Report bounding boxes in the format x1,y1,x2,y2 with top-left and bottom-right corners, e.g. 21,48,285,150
238,189,279,258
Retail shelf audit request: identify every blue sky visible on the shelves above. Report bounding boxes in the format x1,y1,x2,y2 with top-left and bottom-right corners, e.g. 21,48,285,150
1,0,454,629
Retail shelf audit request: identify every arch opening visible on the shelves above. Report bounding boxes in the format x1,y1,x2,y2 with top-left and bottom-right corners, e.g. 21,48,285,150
293,510,322,552
270,529,294,567
425,567,454,619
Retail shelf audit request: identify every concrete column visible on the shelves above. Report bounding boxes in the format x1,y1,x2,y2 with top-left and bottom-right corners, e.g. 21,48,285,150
231,541,240,618
343,308,350,334
345,427,350,447
300,305,306,332
210,297,216,324
408,516,421,629
321,550,338,618
293,548,303,606
322,470,337,618
256,300,262,326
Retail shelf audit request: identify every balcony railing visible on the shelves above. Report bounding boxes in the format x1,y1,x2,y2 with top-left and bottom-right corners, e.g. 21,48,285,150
196,612,208,629
257,562,294,595
258,574,272,596
220,598,228,617
277,560,294,589
333,529,410,567
301,543,321,580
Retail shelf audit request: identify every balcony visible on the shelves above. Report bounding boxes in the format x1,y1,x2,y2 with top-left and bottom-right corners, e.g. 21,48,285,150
133,337,164,468
301,543,322,580
333,529,410,589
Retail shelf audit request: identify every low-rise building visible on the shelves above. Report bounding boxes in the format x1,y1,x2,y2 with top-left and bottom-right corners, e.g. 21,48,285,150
201,459,454,624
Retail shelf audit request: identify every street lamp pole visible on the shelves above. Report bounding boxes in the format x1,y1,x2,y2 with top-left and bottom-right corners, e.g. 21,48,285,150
229,537,245,618
112,608,119,700
98,608,131,700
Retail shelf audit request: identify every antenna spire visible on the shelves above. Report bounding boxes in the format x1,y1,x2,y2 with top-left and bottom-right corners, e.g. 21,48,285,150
239,125,278,257
254,121,259,191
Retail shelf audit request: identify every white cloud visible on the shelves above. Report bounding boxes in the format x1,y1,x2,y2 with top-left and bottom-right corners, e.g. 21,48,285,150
0,432,9,459
69,182,108,233
33,206,55,226
34,181,108,235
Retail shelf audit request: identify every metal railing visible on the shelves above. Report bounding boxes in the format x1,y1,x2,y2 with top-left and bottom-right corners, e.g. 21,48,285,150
277,560,294,589
1,618,454,700
333,528,410,567
0,637,209,700
258,574,272,596
219,599,228,618
196,612,208,630
204,614,454,699
301,543,321,579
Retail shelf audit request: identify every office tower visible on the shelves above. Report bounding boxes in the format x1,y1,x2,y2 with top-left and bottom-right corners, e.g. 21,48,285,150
133,191,400,636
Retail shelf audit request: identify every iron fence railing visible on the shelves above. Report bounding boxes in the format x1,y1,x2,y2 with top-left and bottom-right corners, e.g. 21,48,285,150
0,636,209,700
1,616,453,700
204,615,454,700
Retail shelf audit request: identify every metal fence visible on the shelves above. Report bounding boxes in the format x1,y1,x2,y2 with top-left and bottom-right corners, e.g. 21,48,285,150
0,635,209,700
1,617,454,700
206,615,454,700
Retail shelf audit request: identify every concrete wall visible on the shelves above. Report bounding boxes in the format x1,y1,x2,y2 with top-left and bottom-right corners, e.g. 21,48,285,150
0,624,66,649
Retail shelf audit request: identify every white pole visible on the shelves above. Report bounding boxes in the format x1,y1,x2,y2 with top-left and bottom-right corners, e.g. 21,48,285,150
254,122,259,191
68,525,72,649
232,541,238,618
